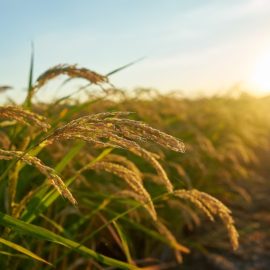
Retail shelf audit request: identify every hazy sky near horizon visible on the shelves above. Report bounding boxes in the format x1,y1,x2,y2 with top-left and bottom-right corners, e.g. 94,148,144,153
1,0,270,100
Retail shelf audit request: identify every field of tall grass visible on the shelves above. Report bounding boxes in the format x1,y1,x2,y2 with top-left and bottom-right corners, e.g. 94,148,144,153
0,63,269,269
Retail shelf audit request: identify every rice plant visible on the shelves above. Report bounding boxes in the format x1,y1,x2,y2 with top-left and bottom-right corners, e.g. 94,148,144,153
2,62,270,269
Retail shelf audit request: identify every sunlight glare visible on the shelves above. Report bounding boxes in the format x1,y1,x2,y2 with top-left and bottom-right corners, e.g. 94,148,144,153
251,52,270,93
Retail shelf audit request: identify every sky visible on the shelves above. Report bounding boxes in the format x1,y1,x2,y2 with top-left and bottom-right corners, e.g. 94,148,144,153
1,0,270,101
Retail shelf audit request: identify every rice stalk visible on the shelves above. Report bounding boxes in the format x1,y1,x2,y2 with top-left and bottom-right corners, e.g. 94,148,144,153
12,189,37,218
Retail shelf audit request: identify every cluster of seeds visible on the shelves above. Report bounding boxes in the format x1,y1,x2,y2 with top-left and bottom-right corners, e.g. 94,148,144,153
0,106,50,131
44,112,185,192
174,189,239,250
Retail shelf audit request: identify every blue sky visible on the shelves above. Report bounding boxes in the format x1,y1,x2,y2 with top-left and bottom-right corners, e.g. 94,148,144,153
1,0,270,101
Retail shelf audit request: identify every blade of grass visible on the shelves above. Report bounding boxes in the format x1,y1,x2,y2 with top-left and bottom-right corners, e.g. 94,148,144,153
0,211,140,269
82,195,189,253
106,57,146,76
39,214,68,236
0,237,51,265
0,250,28,259
69,198,111,233
24,42,35,108
113,221,134,265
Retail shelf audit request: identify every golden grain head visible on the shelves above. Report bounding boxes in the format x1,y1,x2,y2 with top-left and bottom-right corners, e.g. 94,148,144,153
0,149,76,205
0,106,50,131
35,64,109,90
104,154,142,178
46,111,184,152
87,161,157,220
174,189,239,250
174,189,215,221
44,111,185,192
189,189,239,250
104,118,186,153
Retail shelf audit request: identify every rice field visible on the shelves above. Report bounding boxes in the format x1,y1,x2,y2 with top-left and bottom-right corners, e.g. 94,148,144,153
0,64,269,269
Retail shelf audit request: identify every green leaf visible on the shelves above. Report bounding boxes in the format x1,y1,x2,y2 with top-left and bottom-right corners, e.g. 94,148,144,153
24,42,35,108
82,196,187,251
54,141,86,174
113,221,134,264
0,211,140,269
0,237,51,265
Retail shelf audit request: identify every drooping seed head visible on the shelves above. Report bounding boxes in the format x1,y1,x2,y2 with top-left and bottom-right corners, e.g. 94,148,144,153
0,106,50,131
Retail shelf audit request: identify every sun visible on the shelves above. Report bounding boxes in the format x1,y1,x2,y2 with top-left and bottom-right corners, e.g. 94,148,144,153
251,52,270,93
